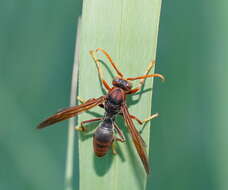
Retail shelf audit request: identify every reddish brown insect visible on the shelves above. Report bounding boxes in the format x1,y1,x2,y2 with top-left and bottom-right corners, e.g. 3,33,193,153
37,48,164,174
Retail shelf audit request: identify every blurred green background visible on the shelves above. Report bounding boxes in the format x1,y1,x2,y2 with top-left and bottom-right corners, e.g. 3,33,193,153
0,0,227,190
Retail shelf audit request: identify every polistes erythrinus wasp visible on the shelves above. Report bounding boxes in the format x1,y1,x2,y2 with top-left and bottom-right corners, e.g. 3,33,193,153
37,48,164,174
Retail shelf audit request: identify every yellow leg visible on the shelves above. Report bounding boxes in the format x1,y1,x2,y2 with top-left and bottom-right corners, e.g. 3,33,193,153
113,123,126,142
75,118,103,132
127,61,165,94
128,61,156,94
142,113,159,123
112,142,117,155
76,96,86,104
75,126,85,132
77,96,104,110
89,50,111,91
138,61,156,89
90,48,124,77
75,96,87,131
130,113,159,125
111,126,125,155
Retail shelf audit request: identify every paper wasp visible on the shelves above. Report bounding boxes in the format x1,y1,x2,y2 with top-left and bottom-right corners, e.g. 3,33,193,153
37,48,164,174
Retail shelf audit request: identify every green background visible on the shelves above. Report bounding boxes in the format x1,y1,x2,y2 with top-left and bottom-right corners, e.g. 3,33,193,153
0,0,227,190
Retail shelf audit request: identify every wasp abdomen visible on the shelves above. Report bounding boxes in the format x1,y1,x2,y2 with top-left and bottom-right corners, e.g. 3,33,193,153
93,125,113,157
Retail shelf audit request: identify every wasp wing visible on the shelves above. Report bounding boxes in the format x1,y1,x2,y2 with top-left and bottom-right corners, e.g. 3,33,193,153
121,103,150,174
37,96,106,129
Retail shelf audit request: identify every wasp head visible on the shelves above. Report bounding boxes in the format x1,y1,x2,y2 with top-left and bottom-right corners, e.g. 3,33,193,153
112,77,132,91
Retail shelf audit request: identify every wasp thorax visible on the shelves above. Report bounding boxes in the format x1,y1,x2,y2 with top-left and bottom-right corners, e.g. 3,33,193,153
112,77,132,91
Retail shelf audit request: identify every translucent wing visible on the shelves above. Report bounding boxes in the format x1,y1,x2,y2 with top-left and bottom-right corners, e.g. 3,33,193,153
121,103,150,174
37,96,106,129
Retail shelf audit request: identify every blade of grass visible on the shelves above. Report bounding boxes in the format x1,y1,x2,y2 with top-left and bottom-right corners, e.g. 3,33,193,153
78,0,162,189
64,18,81,190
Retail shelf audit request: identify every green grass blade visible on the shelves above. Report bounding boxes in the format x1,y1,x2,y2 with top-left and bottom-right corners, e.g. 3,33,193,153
78,0,162,189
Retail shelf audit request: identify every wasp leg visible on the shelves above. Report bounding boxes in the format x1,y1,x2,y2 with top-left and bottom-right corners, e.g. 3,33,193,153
89,50,112,91
130,113,159,125
77,96,98,104
77,96,104,109
112,137,125,155
111,142,117,155
127,61,164,94
111,123,126,155
130,113,159,139
127,61,155,94
93,48,124,77
76,96,86,104
113,122,125,142
75,118,103,131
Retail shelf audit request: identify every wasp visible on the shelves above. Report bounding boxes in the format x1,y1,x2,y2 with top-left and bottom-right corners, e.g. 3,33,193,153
37,48,164,174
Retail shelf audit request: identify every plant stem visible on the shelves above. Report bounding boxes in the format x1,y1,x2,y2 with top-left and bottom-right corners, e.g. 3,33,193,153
64,18,81,190
78,0,162,189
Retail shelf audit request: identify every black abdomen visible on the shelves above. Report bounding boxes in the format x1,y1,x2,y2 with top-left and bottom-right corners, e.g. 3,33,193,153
93,123,114,157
